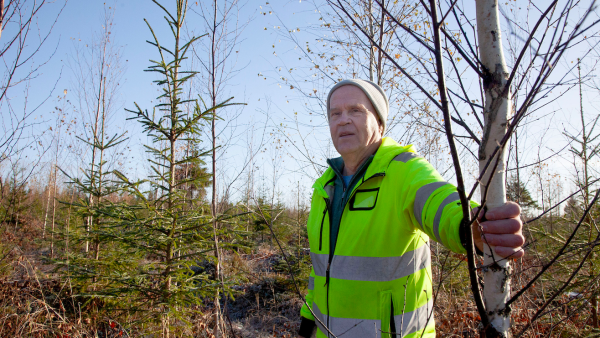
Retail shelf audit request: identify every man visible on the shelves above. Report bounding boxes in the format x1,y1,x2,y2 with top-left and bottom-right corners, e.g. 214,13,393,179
297,79,524,338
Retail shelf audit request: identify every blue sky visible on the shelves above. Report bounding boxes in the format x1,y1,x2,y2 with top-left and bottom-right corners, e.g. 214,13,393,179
34,0,306,120
7,0,333,203
3,0,599,205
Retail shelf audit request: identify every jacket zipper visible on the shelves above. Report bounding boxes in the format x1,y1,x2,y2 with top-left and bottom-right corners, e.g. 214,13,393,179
322,196,333,337
323,172,385,337
319,207,327,251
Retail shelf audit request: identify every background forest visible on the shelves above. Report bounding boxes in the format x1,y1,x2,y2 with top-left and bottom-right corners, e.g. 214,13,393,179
1,0,600,337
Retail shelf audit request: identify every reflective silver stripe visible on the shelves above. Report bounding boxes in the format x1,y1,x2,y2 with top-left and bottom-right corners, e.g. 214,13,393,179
313,302,381,338
393,300,435,336
414,181,449,229
324,184,334,199
393,152,420,163
433,192,460,243
312,300,434,338
308,276,315,290
311,252,328,279
310,245,430,282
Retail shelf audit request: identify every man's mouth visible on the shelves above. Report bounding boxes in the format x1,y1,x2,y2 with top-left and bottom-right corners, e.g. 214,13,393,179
339,132,354,138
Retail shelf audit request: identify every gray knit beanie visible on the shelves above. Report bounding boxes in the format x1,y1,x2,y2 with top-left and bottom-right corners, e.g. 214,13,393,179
326,79,389,134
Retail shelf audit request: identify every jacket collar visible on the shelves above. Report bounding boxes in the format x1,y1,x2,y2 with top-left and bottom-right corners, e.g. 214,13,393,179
326,154,374,182
313,137,416,198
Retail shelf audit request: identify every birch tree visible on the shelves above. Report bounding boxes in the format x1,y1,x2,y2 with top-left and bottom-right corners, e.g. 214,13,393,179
68,4,125,255
324,0,600,336
192,1,248,335
475,1,513,335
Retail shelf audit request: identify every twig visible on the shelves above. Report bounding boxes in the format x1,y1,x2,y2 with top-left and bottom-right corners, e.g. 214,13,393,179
508,188,600,310
428,0,489,328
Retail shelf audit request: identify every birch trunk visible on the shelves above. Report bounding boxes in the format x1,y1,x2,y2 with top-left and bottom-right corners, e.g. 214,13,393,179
209,2,223,336
476,0,512,336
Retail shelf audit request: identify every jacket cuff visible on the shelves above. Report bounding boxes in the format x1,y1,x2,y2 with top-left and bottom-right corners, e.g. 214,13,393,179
299,317,316,337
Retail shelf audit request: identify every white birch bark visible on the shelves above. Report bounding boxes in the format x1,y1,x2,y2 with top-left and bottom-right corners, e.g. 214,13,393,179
476,0,512,336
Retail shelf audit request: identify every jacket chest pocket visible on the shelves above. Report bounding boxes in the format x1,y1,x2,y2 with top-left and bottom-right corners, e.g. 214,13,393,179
349,188,380,211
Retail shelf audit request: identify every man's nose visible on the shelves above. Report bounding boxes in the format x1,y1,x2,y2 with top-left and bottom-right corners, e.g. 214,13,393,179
337,111,351,125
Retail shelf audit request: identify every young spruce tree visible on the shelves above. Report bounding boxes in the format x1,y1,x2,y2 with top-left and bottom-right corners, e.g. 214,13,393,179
56,2,236,335
112,0,235,333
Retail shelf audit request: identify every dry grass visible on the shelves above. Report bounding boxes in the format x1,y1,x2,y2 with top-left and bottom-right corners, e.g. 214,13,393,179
0,240,303,337
2,219,599,338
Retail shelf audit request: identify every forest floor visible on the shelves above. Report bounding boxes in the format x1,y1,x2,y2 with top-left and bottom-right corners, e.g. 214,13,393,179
0,223,304,338
1,220,599,337
0,235,486,338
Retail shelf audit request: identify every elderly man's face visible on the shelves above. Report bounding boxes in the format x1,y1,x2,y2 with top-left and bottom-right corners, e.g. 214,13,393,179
329,85,382,158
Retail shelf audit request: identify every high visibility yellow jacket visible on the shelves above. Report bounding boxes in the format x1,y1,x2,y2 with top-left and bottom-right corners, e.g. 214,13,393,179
300,137,475,338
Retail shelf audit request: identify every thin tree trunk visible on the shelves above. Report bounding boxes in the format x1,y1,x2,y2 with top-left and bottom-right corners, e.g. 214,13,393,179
246,136,254,233
42,171,52,239
87,35,108,255
94,76,108,261
164,3,183,302
476,0,513,336
50,115,62,259
50,167,57,258
368,0,374,82
209,1,225,336
376,0,385,86
13,182,21,232
578,58,598,328
65,189,75,260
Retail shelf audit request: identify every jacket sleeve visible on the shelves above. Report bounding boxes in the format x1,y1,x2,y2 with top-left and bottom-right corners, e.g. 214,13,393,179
298,268,316,337
300,267,316,319
396,155,478,254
